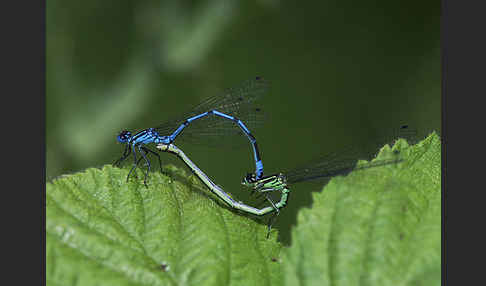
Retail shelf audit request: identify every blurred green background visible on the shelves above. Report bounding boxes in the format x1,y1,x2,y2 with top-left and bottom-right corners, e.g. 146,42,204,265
47,0,440,244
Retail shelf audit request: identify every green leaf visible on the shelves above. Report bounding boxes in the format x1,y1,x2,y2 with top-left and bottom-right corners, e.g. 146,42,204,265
46,165,283,286
283,133,441,286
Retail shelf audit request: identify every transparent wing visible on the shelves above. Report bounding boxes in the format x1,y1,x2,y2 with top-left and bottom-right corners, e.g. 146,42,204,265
177,106,266,147
285,125,417,184
155,77,268,146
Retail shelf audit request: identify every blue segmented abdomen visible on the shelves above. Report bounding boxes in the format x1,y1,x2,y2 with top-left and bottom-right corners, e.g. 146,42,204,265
169,123,188,141
212,110,235,120
164,109,264,179
116,77,268,186
236,119,252,135
256,160,264,178
187,112,210,122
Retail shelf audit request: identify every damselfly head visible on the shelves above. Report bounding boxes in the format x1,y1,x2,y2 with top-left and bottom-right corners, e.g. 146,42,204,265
242,173,258,186
117,130,132,143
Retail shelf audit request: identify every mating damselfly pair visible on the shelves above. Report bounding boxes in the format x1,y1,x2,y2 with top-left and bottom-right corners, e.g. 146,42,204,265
113,77,417,238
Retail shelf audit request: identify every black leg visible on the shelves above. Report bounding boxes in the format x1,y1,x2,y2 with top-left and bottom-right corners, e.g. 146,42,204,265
254,193,280,214
265,194,280,215
141,146,163,173
135,156,145,167
130,155,146,180
127,144,139,182
266,212,279,239
138,146,151,188
113,144,130,167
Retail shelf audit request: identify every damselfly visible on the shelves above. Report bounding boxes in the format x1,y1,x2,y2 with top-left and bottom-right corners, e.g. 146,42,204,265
157,143,277,216
242,125,417,237
114,77,268,187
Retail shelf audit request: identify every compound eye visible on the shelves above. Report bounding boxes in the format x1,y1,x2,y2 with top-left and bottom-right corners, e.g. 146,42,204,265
245,173,257,183
117,130,132,142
